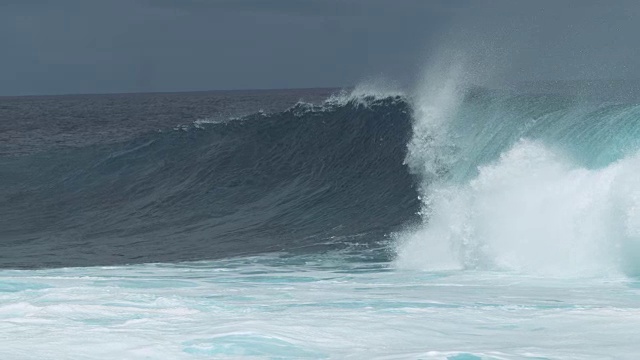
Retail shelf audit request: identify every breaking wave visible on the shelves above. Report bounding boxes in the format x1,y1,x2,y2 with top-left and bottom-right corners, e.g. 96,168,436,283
396,72,640,277
3,81,640,277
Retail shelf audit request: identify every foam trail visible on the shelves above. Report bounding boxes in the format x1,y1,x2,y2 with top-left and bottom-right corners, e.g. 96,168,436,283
396,139,640,277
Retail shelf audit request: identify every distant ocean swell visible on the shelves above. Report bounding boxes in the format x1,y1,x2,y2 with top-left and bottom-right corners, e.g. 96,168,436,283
2,86,640,277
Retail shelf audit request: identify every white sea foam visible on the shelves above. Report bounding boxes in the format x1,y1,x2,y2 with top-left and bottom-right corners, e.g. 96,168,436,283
396,139,640,277
396,50,640,278
0,256,638,359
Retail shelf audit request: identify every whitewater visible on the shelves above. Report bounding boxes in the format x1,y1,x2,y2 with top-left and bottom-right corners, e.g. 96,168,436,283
3,255,640,359
3,72,640,358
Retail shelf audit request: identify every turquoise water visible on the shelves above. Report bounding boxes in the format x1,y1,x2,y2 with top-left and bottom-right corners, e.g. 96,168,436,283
1,253,639,359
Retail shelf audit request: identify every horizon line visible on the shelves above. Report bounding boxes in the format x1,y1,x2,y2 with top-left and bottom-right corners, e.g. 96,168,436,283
0,86,349,99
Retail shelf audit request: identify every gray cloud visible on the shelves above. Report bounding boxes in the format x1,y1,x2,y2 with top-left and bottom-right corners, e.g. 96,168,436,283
0,0,638,95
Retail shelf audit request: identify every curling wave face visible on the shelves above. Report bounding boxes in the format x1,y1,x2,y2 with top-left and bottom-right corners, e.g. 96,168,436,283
0,93,418,268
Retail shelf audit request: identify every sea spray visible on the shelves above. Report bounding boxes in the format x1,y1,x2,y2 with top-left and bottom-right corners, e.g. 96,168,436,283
396,89,640,276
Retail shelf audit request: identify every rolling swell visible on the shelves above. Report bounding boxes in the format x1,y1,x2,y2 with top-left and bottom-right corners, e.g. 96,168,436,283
0,95,419,268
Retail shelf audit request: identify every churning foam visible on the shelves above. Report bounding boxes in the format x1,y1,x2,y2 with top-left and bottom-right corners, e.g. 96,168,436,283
396,54,640,277
396,138,640,277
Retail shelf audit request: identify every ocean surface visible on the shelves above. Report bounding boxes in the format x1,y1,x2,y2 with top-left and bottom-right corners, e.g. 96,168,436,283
2,83,640,359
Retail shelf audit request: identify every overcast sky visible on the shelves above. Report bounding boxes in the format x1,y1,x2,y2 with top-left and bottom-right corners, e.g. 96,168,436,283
1,0,639,96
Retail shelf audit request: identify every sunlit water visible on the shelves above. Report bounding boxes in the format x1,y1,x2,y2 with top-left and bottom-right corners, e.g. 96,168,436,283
2,253,639,359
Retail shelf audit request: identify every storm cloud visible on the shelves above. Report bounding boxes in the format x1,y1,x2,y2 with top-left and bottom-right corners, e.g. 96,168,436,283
0,0,638,95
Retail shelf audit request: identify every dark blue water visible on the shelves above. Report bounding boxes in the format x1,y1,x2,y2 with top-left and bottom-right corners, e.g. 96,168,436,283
0,89,419,268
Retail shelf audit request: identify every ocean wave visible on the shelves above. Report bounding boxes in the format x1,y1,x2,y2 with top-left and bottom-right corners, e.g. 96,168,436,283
0,91,417,268
396,76,640,277
3,83,640,275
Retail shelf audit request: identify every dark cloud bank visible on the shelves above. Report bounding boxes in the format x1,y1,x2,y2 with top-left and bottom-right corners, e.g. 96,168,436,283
0,0,638,96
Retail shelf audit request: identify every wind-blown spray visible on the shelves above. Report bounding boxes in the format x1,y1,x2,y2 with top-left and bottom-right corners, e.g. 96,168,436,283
396,63,640,277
